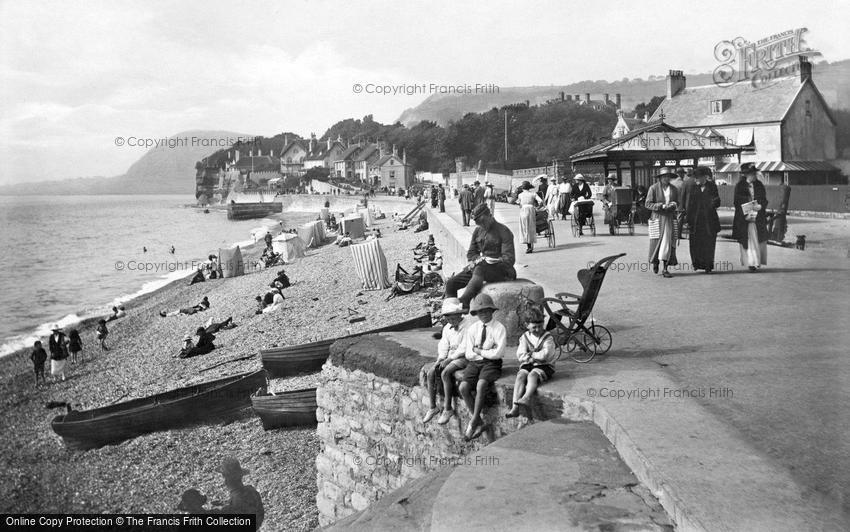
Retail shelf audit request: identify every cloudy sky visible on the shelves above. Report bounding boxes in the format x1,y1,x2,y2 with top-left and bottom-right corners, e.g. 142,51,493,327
1,0,848,185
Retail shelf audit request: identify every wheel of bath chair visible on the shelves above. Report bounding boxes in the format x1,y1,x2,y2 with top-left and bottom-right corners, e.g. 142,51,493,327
568,331,597,363
588,325,612,355
627,211,635,236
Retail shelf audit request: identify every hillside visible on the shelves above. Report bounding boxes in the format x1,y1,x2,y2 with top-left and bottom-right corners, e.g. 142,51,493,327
0,130,250,196
397,59,850,126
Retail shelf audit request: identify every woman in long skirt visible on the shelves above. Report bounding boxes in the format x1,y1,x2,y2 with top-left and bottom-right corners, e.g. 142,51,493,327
645,168,679,277
517,181,543,253
484,182,496,215
545,177,559,219
683,167,721,272
732,163,768,272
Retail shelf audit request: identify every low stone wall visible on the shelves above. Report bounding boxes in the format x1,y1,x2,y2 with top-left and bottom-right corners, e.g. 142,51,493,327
314,332,566,526
279,194,415,215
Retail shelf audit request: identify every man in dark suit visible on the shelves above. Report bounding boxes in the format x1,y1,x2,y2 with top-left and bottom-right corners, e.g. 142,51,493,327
458,184,474,226
472,180,486,208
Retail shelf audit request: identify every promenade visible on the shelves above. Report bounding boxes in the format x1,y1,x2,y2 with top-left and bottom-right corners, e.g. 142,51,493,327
428,197,850,530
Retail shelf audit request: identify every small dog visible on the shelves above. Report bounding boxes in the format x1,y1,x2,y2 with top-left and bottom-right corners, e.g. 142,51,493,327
795,235,806,250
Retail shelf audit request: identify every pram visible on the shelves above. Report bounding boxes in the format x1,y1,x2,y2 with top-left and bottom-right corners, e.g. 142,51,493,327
541,253,625,362
535,208,555,248
607,187,636,236
571,199,596,237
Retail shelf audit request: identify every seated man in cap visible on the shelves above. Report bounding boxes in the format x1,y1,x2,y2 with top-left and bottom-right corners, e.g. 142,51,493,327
444,204,517,309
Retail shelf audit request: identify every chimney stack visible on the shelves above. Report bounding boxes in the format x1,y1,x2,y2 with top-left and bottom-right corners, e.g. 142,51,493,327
615,93,622,109
666,70,686,98
800,56,812,83
327,138,331,151
284,134,288,146
559,91,565,101
604,93,610,104
585,93,591,102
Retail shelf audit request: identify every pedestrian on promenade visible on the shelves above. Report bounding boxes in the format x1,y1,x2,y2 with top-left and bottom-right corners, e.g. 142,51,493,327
733,163,768,272
506,306,556,418
459,293,506,440
458,184,474,226
430,185,438,208
444,204,517,309
683,167,721,273
48,324,69,382
557,176,572,220
438,184,446,213
422,298,468,424
30,340,48,387
264,231,272,249
517,181,543,253
484,182,496,215
645,167,679,278
473,180,486,208
67,329,83,364
544,177,559,220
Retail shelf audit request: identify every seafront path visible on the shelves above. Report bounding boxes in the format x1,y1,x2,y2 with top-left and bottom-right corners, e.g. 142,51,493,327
425,198,850,530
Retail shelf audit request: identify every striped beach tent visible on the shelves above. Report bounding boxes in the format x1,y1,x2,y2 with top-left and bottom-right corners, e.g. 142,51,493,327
350,239,391,290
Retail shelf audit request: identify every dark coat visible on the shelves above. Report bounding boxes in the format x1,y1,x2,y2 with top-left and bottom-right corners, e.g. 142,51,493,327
48,332,68,360
473,186,486,207
732,178,768,247
570,182,592,201
458,189,474,211
683,180,721,235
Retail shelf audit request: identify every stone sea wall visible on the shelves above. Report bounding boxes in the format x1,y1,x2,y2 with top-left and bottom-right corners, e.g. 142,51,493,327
313,335,566,526
279,194,414,216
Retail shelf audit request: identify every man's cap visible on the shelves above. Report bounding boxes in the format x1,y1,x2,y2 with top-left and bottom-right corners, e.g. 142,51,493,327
219,457,248,478
471,204,491,220
656,166,677,177
741,162,758,174
440,297,466,316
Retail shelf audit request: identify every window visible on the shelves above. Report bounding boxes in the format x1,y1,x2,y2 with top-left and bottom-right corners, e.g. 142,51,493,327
805,100,812,117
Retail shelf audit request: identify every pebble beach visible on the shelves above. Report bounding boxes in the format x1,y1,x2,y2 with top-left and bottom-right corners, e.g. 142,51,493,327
0,204,436,531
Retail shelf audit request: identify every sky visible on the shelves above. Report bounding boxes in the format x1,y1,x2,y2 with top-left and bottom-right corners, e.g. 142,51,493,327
1,0,849,185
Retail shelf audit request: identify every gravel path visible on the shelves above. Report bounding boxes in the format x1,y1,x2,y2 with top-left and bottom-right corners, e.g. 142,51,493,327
0,213,437,532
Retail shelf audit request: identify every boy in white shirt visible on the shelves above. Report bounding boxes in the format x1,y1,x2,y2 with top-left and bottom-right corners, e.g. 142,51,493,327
506,307,557,418
423,298,468,424
458,293,506,440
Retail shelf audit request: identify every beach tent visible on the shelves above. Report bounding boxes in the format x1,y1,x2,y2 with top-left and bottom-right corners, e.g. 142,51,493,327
271,233,306,262
350,239,391,290
340,216,365,239
298,220,326,248
217,245,245,278
320,207,330,223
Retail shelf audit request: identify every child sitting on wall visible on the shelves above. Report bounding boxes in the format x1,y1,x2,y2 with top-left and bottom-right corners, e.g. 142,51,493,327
506,307,556,418
458,293,506,441
422,298,468,425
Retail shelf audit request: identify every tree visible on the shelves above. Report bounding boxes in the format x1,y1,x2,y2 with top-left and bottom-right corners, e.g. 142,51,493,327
634,96,665,119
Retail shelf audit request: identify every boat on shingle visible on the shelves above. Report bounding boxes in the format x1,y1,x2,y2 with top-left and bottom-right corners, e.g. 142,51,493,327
251,387,318,430
260,313,432,377
51,369,267,450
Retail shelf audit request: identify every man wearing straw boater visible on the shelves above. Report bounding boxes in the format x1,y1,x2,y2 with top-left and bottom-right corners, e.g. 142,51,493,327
444,203,516,310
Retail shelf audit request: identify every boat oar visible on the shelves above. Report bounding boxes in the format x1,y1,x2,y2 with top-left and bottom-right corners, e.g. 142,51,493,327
199,353,256,373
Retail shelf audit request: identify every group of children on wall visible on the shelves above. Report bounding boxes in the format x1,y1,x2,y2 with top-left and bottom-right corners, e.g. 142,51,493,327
422,293,556,440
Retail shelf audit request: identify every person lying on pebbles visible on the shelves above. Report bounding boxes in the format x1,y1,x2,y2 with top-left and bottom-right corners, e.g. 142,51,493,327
204,316,236,334
160,296,210,317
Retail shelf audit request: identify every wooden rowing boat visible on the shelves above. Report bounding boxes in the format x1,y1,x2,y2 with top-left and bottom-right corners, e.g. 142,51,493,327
51,370,267,450
260,313,433,377
251,387,317,430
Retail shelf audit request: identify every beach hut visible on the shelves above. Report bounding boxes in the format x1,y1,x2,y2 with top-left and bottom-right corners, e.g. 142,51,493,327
272,233,306,262
350,239,391,290
340,216,365,239
217,246,245,278
298,220,326,248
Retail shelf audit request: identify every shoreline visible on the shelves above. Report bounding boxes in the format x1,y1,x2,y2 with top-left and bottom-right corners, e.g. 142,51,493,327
0,198,431,531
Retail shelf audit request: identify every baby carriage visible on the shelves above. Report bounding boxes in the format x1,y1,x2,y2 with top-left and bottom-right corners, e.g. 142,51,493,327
535,208,556,248
541,253,625,362
607,187,636,236
571,199,596,237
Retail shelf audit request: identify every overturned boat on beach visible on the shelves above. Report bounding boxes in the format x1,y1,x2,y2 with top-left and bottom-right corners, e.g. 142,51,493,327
50,370,267,450
260,313,433,377
251,387,317,430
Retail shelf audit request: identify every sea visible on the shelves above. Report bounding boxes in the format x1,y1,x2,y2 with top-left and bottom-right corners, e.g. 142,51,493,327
0,194,315,358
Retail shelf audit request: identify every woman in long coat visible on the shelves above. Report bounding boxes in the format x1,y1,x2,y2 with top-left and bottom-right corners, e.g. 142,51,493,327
517,181,543,253
732,163,768,271
645,167,679,277
683,166,721,272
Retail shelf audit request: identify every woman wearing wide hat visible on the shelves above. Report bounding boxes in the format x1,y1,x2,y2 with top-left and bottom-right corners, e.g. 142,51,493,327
47,324,69,382
645,167,679,277
732,163,768,271
517,181,543,253
684,166,721,272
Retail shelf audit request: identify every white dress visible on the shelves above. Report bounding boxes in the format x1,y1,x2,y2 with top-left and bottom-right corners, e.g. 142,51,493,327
518,191,541,244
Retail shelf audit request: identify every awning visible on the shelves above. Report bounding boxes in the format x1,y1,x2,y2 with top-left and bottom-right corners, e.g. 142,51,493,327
716,161,840,173
735,128,754,146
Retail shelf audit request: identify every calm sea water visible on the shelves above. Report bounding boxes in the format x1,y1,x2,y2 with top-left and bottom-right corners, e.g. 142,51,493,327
0,195,313,357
